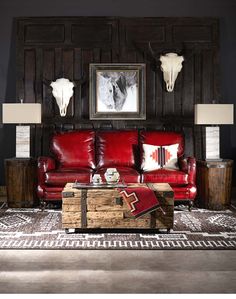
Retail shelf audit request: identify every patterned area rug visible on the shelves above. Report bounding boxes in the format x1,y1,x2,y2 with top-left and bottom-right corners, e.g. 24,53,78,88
0,207,236,250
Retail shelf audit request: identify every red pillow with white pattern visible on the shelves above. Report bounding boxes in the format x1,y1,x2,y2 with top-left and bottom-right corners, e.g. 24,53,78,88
142,143,179,171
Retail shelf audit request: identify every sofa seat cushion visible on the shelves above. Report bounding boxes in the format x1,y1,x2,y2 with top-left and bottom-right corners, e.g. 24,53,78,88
141,169,188,185
96,131,139,168
45,168,93,186
51,130,95,169
95,167,140,183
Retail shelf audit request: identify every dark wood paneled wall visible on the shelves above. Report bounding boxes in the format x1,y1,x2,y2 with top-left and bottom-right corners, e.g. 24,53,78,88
16,17,219,158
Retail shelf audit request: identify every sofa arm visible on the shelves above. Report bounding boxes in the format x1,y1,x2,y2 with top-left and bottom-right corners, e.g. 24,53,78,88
38,156,56,172
37,157,56,198
179,156,196,185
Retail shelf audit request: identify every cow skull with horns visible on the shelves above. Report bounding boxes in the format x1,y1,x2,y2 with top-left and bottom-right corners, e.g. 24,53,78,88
147,43,184,92
159,53,184,92
50,78,75,117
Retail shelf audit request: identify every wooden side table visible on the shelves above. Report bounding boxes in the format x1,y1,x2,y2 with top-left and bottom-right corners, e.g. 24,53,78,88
196,159,233,210
5,158,38,208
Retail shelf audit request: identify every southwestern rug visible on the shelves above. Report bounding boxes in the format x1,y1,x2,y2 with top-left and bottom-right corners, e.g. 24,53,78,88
0,207,235,250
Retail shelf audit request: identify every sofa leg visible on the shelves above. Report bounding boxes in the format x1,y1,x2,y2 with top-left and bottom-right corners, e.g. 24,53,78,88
65,228,75,234
40,200,46,212
188,200,194,212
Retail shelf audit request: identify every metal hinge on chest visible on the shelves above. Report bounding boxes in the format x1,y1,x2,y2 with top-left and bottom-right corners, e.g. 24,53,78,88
62,191,74,198
81,189,87,228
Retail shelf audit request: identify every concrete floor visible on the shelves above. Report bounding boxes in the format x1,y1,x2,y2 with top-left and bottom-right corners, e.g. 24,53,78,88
0,250,236,293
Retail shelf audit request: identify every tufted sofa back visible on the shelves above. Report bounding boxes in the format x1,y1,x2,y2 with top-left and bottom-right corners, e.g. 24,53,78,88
50,130,184,170
51,130,96,169
96,130,139,169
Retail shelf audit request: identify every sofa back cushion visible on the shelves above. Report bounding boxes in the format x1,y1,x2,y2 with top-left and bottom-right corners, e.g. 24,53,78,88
96,131,139,169
51,130,95,169
140,131,184,169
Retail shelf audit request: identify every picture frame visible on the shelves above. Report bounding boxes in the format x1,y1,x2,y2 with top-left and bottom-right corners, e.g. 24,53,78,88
89,63,146,120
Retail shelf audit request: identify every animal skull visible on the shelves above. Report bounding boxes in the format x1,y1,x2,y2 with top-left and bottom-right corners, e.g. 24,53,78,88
160,53,184,92
50,78,74,117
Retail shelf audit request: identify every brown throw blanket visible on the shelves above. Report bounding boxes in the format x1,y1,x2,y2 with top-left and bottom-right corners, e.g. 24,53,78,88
118,186,164,218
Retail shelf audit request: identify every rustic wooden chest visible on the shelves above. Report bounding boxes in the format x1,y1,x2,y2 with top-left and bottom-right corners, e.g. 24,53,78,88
62,183,174,232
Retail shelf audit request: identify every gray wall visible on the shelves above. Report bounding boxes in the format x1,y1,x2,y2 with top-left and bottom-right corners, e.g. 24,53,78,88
0,0,236,185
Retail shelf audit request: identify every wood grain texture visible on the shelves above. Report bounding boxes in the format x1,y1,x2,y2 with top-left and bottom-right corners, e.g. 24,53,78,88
4,158,38,208
62,183,174,230
196,159,233,210
16,17,220,160
0,186,6,197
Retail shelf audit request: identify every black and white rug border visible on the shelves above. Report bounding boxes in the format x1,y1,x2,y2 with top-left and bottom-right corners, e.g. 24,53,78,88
0,207,236,250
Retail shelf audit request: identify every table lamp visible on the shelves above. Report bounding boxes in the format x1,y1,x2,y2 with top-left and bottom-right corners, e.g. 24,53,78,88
2,101,41,158
194,104,234,161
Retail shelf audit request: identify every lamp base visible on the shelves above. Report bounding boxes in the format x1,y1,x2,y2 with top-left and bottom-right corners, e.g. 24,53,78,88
16,125,30,158
205,126,220,161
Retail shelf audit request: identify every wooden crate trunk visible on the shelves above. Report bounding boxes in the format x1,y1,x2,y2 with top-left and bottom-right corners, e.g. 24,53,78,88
62,183,174,230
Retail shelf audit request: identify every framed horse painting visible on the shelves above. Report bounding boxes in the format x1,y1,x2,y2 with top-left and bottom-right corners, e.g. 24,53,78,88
89,63,146,120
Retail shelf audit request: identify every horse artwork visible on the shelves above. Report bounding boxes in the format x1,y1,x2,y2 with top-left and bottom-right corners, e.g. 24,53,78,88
90,63,146,120
50,78,75,117
159,53,184,92
97,71,138,112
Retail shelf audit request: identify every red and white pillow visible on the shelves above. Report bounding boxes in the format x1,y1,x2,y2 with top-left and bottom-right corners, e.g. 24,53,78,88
142,143,179,171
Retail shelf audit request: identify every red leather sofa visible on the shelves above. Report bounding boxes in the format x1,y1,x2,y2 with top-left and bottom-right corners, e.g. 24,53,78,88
37,130,196,209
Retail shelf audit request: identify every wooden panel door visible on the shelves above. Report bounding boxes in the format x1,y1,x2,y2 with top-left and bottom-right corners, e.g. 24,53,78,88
16,17,220,159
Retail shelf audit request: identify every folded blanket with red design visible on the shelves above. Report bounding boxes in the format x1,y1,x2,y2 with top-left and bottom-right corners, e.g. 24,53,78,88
118,186,163,218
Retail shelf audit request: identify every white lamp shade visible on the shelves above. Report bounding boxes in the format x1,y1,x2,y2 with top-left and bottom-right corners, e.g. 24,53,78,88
194,104,234,125
2,103,41,124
